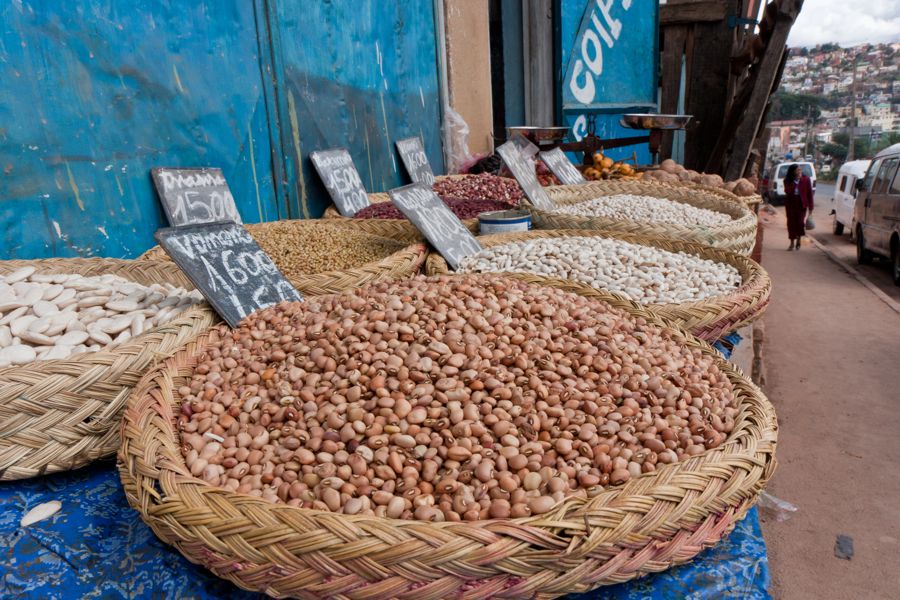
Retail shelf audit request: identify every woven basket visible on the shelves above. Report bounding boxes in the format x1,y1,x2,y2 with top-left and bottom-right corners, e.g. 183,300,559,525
0,258,217,480
140,220,428,296
118,278,777,599
425,230,771,342
538,180,758,256
640,179,763,208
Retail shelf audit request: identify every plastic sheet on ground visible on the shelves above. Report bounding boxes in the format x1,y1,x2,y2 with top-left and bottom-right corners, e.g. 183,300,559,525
0,339,769,599
0,461,770,599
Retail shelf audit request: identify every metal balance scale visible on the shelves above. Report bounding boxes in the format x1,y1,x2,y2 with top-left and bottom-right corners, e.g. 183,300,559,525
619,113,693,165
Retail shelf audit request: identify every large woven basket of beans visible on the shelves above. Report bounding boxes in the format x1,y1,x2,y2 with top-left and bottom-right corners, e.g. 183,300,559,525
0,258,216,480
119,274,777,599
425,230,771,342
536,180,758,256
140,220,427,296
640,179,764,209
321,174,525,242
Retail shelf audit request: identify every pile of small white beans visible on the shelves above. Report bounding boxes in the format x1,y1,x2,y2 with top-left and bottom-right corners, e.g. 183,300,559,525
0,266,204,367
550,194,731,226
458,237,741,304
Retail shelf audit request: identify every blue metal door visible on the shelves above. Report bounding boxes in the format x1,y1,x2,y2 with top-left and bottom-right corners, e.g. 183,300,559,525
0,1,281,259
558,0,658,161
264,0,445,219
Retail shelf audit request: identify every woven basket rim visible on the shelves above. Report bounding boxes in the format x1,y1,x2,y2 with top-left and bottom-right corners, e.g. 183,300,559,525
118,274,777,598
0,257,218,480
138,220,429,295
424,229,771,341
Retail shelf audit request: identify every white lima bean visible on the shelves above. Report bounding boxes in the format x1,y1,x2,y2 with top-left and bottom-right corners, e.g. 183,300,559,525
551,194,731,227
458,237,741,304
0,266,204,367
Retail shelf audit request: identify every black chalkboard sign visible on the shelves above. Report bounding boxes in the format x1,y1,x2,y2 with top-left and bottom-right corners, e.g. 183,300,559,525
540,147,586,185
496,142,554,210
395,137,436,185
151,167,242,227
309,149,370,217
155,222,302,327
388,183,482,270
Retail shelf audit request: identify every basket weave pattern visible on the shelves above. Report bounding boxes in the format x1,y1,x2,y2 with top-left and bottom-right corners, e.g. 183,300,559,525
118,284,777,599
425,230,771,342
538,181,758,256
0,258,217,480
139,221,428,296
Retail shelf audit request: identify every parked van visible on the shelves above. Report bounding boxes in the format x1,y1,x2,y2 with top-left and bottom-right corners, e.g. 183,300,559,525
768,161,816,205
831,160,870,236
854,143,900,284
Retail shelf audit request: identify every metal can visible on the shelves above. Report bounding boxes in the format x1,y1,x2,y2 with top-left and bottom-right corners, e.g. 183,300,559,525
478,209,532,234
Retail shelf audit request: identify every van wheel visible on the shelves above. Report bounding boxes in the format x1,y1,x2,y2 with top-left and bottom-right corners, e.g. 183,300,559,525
833,218,844,236
892,241,900,286
857,227,874,265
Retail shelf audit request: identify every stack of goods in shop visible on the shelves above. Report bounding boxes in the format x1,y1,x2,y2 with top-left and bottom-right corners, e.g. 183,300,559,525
0,259,216,480
141,220,427,296
538,180,758,256
643,159,760,204
582,152,640,181
427,230,770,341
120,274,776,598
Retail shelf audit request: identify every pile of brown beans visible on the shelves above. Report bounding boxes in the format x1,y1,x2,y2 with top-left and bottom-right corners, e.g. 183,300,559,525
178,275,738,521
355,197,518,221
432,173,524,204
246,221,408,277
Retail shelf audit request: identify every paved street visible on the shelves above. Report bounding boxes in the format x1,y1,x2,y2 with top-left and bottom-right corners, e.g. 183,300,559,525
757,200,900,599
806,182,900,302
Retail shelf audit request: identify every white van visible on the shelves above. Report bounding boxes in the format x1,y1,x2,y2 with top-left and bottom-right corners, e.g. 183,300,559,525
831,160,870,236
768,161,817,205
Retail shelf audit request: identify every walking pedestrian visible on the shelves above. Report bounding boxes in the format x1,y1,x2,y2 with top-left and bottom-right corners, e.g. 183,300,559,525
783,164,814,250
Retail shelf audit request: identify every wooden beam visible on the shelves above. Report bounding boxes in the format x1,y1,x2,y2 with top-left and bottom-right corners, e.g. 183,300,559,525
722,0,802,180
660,1,728,25
659,26,688,159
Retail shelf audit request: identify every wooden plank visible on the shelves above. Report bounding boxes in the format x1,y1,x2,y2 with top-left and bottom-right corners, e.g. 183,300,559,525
682,0,740,170
523,0,554,125
659,25,688,159
660,1,728,25
723,0,802,180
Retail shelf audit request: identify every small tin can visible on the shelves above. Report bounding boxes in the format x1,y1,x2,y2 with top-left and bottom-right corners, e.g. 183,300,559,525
478,209,532,234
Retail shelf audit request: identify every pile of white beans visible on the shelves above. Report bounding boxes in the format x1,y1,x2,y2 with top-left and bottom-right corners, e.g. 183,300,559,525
550,194,731,226
458,237,741,304
0,266,205,367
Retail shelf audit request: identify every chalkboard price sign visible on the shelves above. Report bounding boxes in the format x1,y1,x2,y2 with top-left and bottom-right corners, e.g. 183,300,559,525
395,137,436,185
151,167,242,227
496,142,554,210
539,147,586,185
388,183,482,270
309,149,370,216
155,222,302,328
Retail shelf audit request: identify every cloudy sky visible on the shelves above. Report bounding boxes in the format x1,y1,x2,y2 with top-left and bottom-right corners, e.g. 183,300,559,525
787,0,900,47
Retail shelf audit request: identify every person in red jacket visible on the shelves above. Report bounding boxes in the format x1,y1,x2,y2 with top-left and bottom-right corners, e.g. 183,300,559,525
783,164,814,250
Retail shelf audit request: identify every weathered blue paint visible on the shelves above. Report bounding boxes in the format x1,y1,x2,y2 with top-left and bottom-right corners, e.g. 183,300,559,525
0,1,280,259
558,0,657,162
267,0,444,219
0,1,445,257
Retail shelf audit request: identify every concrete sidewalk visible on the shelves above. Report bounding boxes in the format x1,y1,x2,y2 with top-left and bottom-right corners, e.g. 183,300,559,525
757,208,900,599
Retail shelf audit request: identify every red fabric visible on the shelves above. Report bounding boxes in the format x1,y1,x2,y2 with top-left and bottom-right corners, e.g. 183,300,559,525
784,175,814,211
784,175,813,239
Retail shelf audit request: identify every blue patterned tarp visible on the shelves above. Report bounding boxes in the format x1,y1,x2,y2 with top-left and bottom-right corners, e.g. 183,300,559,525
0,336,769,599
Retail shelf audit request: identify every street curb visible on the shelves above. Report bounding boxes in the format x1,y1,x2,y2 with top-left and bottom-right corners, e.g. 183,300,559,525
807,234,900,315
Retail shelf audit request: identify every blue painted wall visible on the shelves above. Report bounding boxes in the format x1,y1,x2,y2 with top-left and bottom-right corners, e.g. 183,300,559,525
558,0,658,162
0,1,444,258
267,0,444,219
